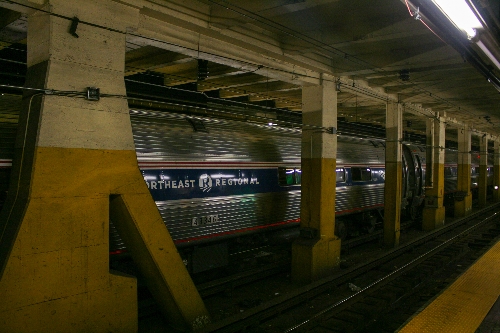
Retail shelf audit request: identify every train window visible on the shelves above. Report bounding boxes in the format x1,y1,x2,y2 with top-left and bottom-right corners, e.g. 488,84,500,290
294,169,301,184
351,167,372,182
336,168,345,182
445,167,457,177
278,167,301,186
278,168,295,185
471,167,479,175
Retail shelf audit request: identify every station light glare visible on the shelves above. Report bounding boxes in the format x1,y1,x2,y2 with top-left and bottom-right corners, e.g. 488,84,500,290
431,0,482,39
210,174,235,178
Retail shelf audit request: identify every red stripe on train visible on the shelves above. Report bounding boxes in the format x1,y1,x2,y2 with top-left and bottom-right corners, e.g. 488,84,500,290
173,218,301,244
108,204,390,254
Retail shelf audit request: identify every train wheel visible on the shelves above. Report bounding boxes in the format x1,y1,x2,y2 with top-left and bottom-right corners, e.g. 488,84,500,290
335,221,347,240
364,216,377,234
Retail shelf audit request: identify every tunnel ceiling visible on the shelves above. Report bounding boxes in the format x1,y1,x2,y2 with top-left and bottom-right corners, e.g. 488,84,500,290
1,0,500,145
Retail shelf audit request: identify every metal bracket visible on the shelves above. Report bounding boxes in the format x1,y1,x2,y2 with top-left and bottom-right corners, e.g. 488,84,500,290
86,87,100,101
326,127,337,134
69,17,79,38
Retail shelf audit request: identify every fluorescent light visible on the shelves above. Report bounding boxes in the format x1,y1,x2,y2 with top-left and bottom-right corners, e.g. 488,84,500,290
476,40,500,70
431,0,482,38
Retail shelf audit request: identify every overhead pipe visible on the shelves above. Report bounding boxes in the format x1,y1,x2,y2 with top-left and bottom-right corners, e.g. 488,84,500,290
406,0,500,92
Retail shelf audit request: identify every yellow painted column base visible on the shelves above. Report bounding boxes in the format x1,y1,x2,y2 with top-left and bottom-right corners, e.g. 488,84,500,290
383,229,401,249
383,161,402,248
291,237,341,285
454,194,473,218
422,206,446,231
0,196,137,333
0,270,136,333
493,189,500,203
110,194,210,331
478,192,488,208
0,147,209,332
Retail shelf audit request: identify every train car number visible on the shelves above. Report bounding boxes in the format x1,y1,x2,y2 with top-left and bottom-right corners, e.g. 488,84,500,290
192,214,219,226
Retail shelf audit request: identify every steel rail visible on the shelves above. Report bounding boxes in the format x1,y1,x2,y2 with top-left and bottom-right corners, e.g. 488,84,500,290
198,203,500,332
284,206,500,332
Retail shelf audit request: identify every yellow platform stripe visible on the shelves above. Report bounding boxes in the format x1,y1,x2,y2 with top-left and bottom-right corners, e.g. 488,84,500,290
399,240,500,333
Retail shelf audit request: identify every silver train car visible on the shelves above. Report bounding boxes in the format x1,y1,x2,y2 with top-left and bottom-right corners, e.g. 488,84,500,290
110,109,427,273
1,108,490,274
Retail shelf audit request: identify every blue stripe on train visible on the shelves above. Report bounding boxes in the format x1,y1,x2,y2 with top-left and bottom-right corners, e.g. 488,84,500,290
142,167,385,201
143,168,290,201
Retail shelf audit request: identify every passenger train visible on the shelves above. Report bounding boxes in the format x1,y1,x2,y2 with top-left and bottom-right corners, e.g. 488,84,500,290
118,109,431,274
0,108,491,275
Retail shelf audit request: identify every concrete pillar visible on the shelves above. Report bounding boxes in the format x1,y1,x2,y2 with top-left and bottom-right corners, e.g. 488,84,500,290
494,141,500,202
292,75,341,284
384,102,402,247
455,126,473,217
0,1,209,332
422,112,446,230
425,115,435,188
478,135,488,207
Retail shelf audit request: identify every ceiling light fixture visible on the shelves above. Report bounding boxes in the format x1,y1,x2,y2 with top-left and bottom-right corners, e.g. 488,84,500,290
430,0,482,39
476,40,500,71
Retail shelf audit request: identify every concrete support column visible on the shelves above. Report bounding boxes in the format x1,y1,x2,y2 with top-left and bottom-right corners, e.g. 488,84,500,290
478,136,488,207
422,112,446,230
494,141,500,202
292,75,340,284
384,102,402,247
0,1,208,332
425,116,435,187
455,126,473,217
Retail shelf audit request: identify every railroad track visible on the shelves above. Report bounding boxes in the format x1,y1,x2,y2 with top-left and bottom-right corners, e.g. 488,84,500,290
135,220,409,320
196,220,416,298
198,203,500,333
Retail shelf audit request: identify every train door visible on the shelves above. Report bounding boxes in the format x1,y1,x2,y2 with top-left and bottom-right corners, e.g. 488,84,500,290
402,152,408,199
403,145,416,200
414,153,423,197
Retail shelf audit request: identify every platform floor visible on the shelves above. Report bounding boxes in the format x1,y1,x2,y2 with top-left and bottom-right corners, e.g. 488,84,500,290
476,294,500,333
398,239,500,333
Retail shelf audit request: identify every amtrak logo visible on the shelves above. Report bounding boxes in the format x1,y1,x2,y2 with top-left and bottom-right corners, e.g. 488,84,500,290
144,172,260,191
199,174,213,192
